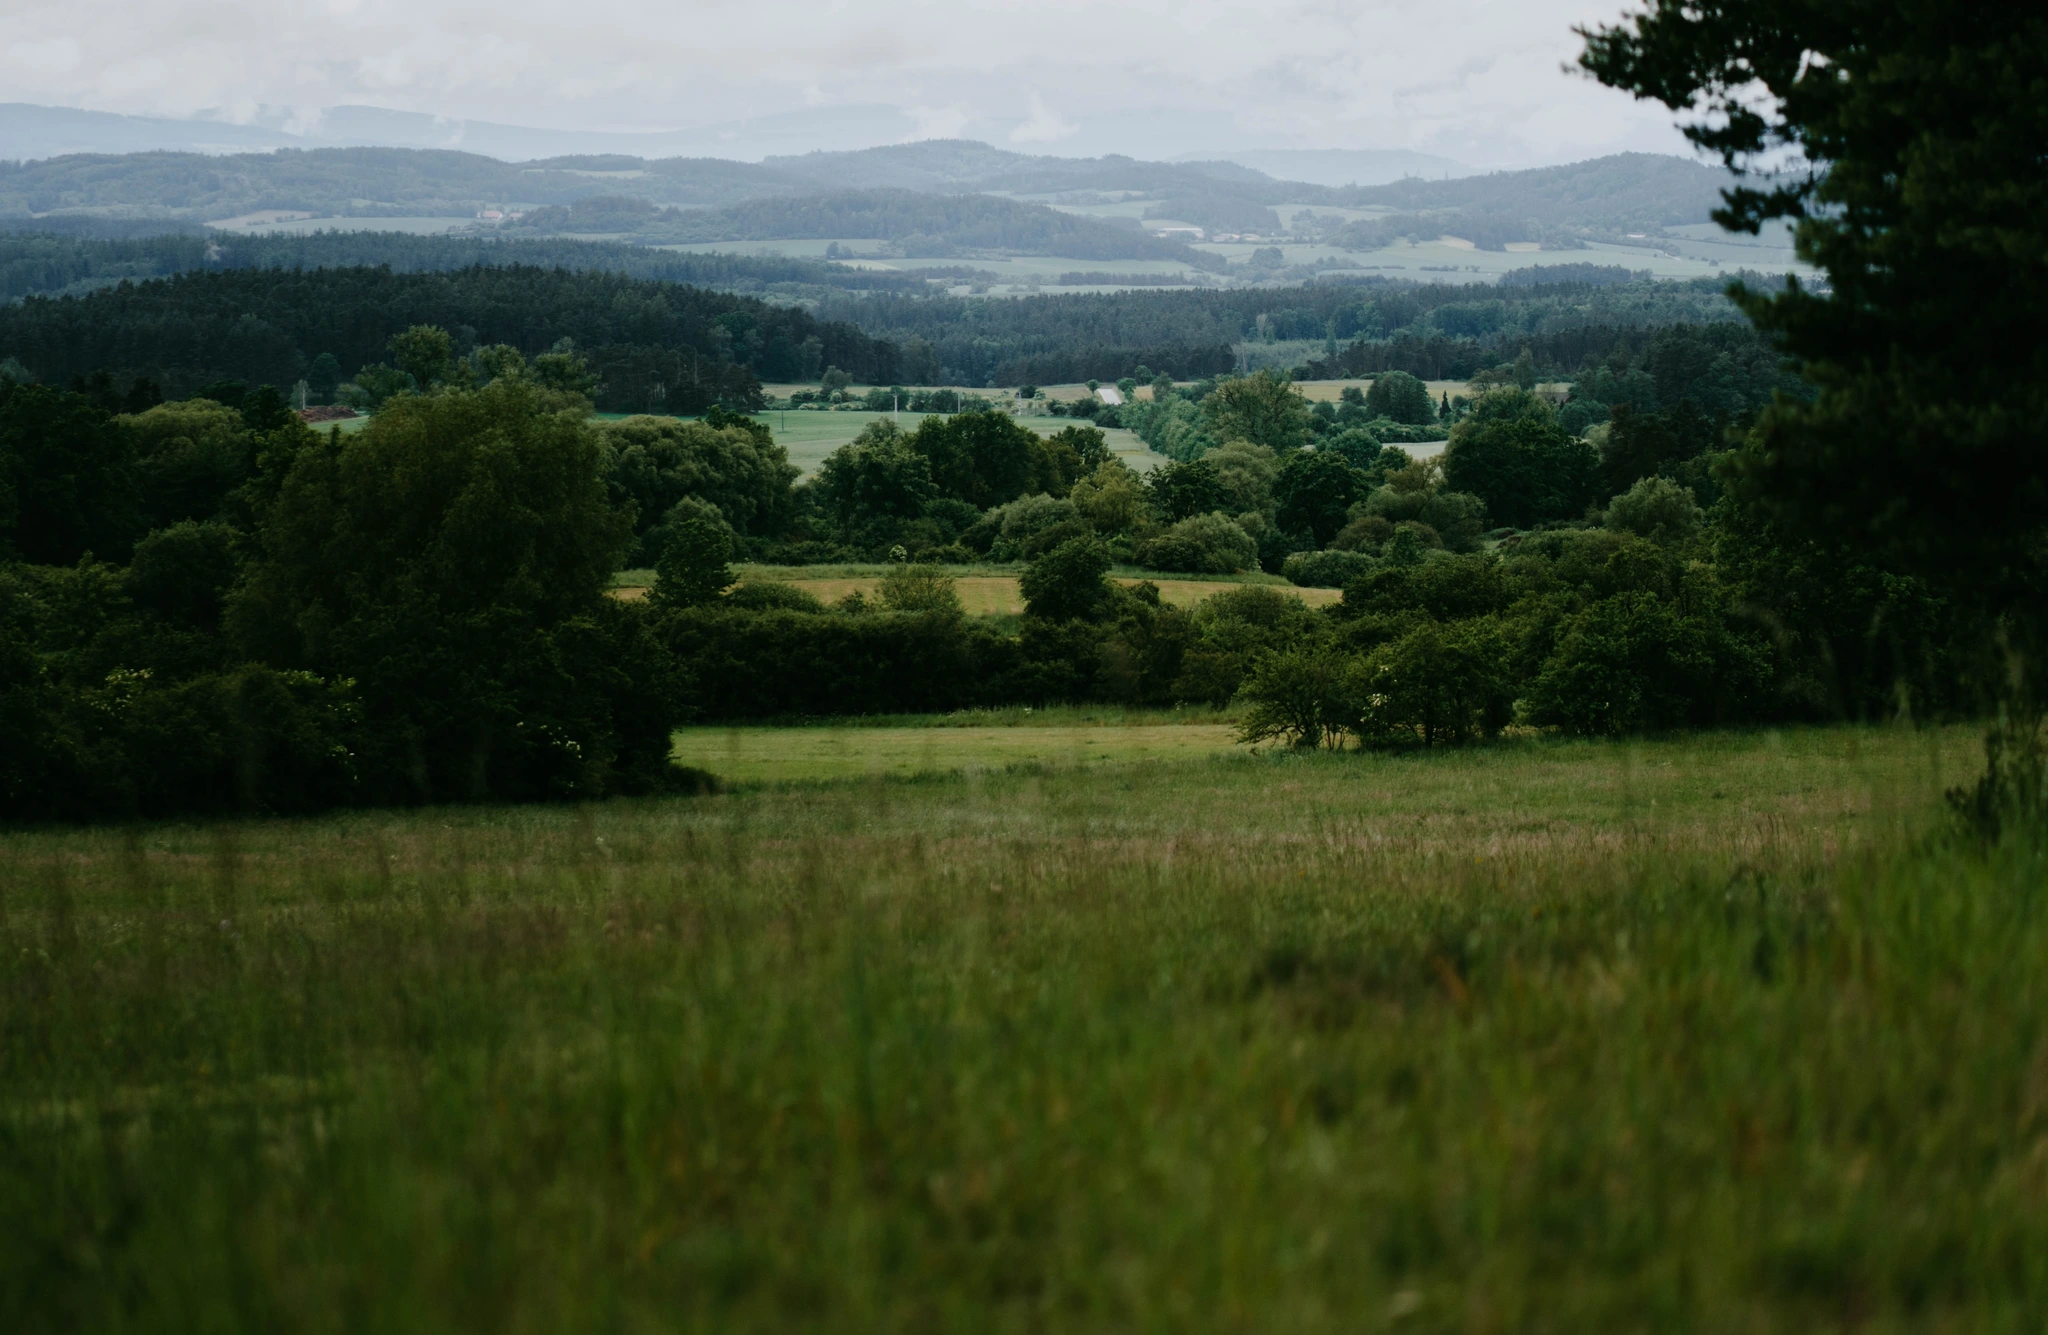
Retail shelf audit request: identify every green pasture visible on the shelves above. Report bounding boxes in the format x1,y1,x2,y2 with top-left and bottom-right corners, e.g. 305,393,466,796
10,722,2044,1328
672,715,1248,783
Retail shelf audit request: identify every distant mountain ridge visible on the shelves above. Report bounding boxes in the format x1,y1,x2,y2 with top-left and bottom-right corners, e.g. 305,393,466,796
0,101,928,165
0,136,1739,255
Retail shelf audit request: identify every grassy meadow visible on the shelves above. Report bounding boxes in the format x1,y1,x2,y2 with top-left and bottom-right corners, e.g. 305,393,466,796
7,720,2047,1329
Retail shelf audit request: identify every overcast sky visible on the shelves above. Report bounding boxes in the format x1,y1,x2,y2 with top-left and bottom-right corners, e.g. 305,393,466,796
2,0,1689,164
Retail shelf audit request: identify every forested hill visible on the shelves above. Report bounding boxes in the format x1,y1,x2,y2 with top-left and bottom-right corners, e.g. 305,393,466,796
0,228,931,304
0,265,897,409
1331,153,1733,235
0,257,1779,400
511,189,1220,264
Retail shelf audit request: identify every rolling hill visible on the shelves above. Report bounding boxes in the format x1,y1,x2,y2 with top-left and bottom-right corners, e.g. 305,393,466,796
0,139,1740,259
1331,153,1735,235
510,188,1222,265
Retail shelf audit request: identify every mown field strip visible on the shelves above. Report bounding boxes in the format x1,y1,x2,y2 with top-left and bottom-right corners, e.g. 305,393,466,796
671,721,1250,783
613,575,1342,611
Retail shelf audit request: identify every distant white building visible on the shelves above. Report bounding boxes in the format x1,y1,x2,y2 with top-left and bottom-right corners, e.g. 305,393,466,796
1152,225,1205,240
1095,385,1125,406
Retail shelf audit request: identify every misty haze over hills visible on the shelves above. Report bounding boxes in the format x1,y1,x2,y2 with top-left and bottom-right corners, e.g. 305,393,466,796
0,102,1476,186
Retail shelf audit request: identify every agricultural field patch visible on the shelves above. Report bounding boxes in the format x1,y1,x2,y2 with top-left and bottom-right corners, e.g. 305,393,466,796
611,571,1340,613
744,407,1167,476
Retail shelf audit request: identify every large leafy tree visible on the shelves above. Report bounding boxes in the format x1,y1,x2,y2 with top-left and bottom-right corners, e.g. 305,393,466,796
1579,2,2048,616
1274,450,1364,548
1444,412,1599,530
1365,370,1437,426
229,376,679,802
908,411,1041,509
1203,370,1314,451
815,421,936,533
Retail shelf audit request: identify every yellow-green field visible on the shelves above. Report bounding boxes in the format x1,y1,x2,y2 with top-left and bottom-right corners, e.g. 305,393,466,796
611,571,1342,612
673,717,1248,783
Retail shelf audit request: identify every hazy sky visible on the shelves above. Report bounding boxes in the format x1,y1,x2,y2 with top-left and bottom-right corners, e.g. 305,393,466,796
2,0,1688,163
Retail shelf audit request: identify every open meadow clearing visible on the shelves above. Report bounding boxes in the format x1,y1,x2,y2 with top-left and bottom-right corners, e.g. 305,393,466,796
612,569,1342,614
8,721,2046,1329
731,407,1167,477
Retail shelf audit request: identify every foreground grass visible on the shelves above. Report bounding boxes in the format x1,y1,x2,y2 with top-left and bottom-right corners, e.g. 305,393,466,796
6,725,2045,1330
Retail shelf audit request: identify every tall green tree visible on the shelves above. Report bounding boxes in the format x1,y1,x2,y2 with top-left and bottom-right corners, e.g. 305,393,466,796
1365,370,1437,426
1580,0,2048,615
388,325,457,392
1203,370,1313,451
1582,0,2048,824
651,514,736,611
1443,414,1598,530
815,421,936,534
1273,450,1364,548
908,411,1042,509
1020,535,1114,623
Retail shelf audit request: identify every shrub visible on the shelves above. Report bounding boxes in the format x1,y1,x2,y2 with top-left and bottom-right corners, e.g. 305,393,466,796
1355,619,1514,748
1523,592,1719,736
1134,513,1257,574
726,581,826,614
878,563,962,615
988,493,1081,560
652,513,736,611
1365,371,1438,425
1020,535,1113,622
1605,475,1704,547
1234,647,1362,751
1284,548,1377,588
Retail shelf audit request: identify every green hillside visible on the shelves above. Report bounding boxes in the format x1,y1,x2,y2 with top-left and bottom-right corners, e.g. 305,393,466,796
512,188,1222,264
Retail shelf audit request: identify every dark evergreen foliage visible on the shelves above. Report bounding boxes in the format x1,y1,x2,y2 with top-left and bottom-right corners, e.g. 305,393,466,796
0,264,897,405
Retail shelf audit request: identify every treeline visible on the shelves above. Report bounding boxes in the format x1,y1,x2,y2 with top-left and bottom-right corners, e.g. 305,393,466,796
0,250,1800,410
0,227,932,304
1,336,1972,821
815,272,1757,386
0,265,899,408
